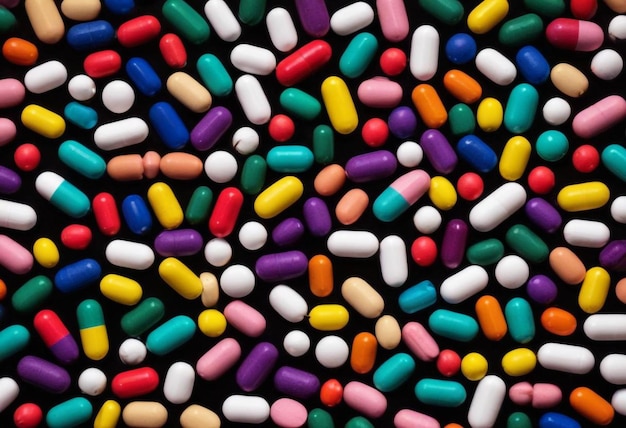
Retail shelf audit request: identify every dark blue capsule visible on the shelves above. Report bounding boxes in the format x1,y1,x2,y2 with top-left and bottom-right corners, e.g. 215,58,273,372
104,0,134,14
456,135,498,173
516,45,550,85
539,412,581,428
122,194,152,235
66,20,115,51
125,57,162,96
54,259,101,293
149,102,189,149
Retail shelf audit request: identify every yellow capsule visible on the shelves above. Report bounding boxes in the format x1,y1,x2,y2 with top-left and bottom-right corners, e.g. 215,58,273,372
428,176,457,210
254,176,304,219
321,76,358,134
579,267,611,314
557,181,610,212
461,352,488,381
476,97,503,132
21,104,65,138
200,272,219,308
33,237,59,268
99,274,143,306
158,257,203,300
94,399,121,428
499,136,531,181
147,182,184,229
308,304,349,331
198,309,227,337
501,348,537,376
467,0,510,34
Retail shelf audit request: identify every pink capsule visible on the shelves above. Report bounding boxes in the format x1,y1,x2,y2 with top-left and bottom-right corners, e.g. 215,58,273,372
0,78,25,108
357,77,403,108
376,0,409,42
572,95,626,139
223,300,266,337
343,381,387,418
401,321,439,361
0,234,33,274
546,18,603,51
394,409,440,428
196,337,241,381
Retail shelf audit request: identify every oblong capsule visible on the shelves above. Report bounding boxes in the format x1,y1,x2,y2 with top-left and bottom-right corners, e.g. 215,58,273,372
556,181,609,211
504,83,539,133
2,37,38,65
0,199,36,231
209,187,243,238
33,309,79,364
77,299,109,360
21,104,65,138
321,76,358,134
537,342,595,374
149,103,189,150
550,62,588,97
196,53,232,97
373,169,430,222
93,117,149,151
254,176,304,219
235,74,271,125
414,378,466,407
574,96,626,139
275,40,332,86
266,7,298,52
475,295,508,341
376,0,409,42
45,397,92,428
146,315,196,355
222,395,269,424
308,304,349,331
412,84,447,128
158,257,202,299
570,387,614,425
327,230,379,257
475,48,517,85
499,136,531,181
17,355,70,393
409,25,439,81
166,71,212,113
467,0,509,34
25,0,65,44
350,332,377,374
230,44,276,75
429,309,478,342
584,313,626,340
546,17,603,51
374,353,415,392
467,375,506,428
469,182,527,232
147,182,183,230
196,337,241,381
341,277,384,319
190,106,233,151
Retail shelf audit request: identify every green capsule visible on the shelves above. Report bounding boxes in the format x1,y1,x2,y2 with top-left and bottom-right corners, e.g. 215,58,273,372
0,6,16,33
280,88,322,121
505,297,535,344
504,83,539,134
12,275,53,313
161,0,210,44
240,155,267,195
429,309,479,342
505,224,549,264
373,353,415,392
121,297,165,337
197,54,233,97
185,186,213,225
146,315,196,355
0,324,30,362
46,397,93,428
339,32,378,79
466,238,504,265
418,0,464,25
308,408,335,428
345,416,374,428
415,378,467,407
523,0,565,17
58,140,106,179
266,145,314,173
508,412,532,428
238,0,266,25
448,103,475,136
498,13,544,46
64,102,98,130
313,124,334,164
601,144,626,182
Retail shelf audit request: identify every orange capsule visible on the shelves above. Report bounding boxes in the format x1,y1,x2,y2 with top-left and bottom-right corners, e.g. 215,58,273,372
335,188,369,225
540,307,577,336
2,37,38,66
107,154,144,181
320,378,343,407
308,254,333,297
314,164,345,196
411,84,447,128
569,386,614,425
159,152,203,180
0,278,6,300
443,69,482,104
350,332,377,374
475,295,507,341
444,424,464,428
549,246,586,285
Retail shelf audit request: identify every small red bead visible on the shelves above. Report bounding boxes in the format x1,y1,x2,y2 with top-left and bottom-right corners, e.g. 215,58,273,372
572,144,600,173
361,118,389,147
320,378,343,407
14,143,40,171
437,349,462,377
527,166,555,194
380,47,406,76
268,114,295,142
411,236,438,267
13,403,43,428
456,172,484,201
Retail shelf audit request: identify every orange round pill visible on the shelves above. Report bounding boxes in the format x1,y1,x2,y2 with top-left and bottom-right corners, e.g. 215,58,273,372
320,378,343,407
443,69,482,104
540,307,577,336
308,254,333,298
335,188,369,225
615,278,626,304
569,386,614,425
2,37,38,66
350,332,377,374
411,84,447,128
475,295,507,341
314,164,345,196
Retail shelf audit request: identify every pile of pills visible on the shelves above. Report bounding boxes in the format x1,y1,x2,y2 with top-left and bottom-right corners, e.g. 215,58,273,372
1,0,626,426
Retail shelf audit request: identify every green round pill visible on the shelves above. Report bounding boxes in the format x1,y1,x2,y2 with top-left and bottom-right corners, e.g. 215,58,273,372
507,412,533,428
345,416,375,428
307,408,335,428
448,103,475,137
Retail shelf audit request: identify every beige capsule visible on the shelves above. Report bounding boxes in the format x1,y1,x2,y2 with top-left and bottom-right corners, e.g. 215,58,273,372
60,0,101,20
336,188,369,225
25,0,65,44
167,72,212,113
341,277,384,319
122,402,168,427
549,247,586,285
375,314,401,350
180,404,221,428
550,63,589,98
160,152,203,180
200,272,219,307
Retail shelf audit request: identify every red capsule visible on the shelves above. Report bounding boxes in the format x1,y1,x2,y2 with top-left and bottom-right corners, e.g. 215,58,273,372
60,224,92,250
33,309,80,364
320,378,343,407
84,50,122,78
545,18,603,51
275,40,332,86
159,33,187,68
117,15,161,48
93,192,121,236
209,187,243,238
111,367,159,398
570,0,597,19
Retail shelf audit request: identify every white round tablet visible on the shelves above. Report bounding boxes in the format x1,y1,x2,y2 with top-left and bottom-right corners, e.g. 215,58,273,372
68,74,96,101
232,126,259,154
396,141,423,168
204,150,238,183
78,367,107,396
283,330,310,357
611,196,626,224
220,264,255,298
591,49,623,80
238,221,268,251
118,338,147,365
204,238,232,267
542,97,571,126
413,205,442,234
315,335,349,368
495,255,529,289
102,80,135,113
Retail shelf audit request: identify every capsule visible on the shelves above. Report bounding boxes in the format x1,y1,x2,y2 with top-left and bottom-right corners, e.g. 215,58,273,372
17,355,71,394
265,7,297,52
196,53,232,97
254,176,304,219
276,40,332,86
373,169,430,222
546,18,603,51
25,0,65,44
429,309,478,342
161,0,210,44
373,353,415,392
467,376,506,428
46,397,93,428
321,76,358,134
32,237,58,266
414,378,466,407
209,187,243,238
570,387,614,425
237,341,279,391
33,309,79,364
66,20,114,51
376,0,409,42
573,95,626,139
412,84,447,128
121,297,165,337
126,57,162,96
2,37,38,65
499,14,544,46
147,182,183,229
409,25,439,81
111,367,159,398
308,304,349,331
475,48,517,85
516,45,550,84
117,15,161,47
159,33,187,68
350,332,377,374
185,186,213,225
0,325,30,362
93,117,149,150
190,106,232,151
556,181,609,211
235,74,271,125
21,104,65,138
93,400,121,428
222,395,270,424
467,0,509,34
343,381,387,419
443,69,482,104
475,295,507,341
146,315,195,355
77,299,108,360
158,257,202,299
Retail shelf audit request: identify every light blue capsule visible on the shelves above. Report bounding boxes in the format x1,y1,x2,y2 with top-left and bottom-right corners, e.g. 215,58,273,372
58,140,106,179
398,280,437,314
428,309,479,342
339,32,378,78
146,315,196,355
415,378,467,407
64,102,98,130
505,297,535,343
0,324,29,362
602,144,626,182
46,397,93,428
266,145,314,173
36,172,91,218
504,83,539,133
373,353,415,392
197,53,233,97
456,134,498,172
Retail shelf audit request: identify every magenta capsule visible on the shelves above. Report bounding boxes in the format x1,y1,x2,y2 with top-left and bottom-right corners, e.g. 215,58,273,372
33,309,79,365
271,217,305,247
117,15,161,48
223,300,266,337
17,355,71,394
524,198,562,234
273,366,320,399
190,106,233,151
159,33,187,68
255,250,308,282
0,165,21,194
294,0,330,38
236,341,279,392
196,337,242,381
419,129,458,174
303,197,332,237
545,18,603,51
345,150,398,183
154,229,203,256
440,219,468,269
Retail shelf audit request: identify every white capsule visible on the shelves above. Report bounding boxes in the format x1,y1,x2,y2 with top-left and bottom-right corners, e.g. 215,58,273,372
409,25,439,81
327,230,379,257
413,205,442,234
25,60,67,94
330,2,375,36
93,117,149,150
600,354,626,384
265,7,298,52
475,48,517,86
238,221,267,251
0,199,37,231
396,141,423,168
283,330,310,357
469,182,526,232
563,219,610,248
119,338,147,365
235,75,271,125
583,314,626,341
537,342,595,374
78,367,107,396
315,335,349,368
611,196,626,223
542,97,571,126
222,395,270,424
0,377,19,413
204,238,232,267
204,0,241,42
467,375,506,428
230,44,276,75
220,264,255,298
591,49,623,80
231,126,259,155
67,74,96,101
269,284,308,322
440,265,489,304
204,150,238,183
101,80,135,114
379,235,408,287
105,239,155,270
163,361,195,404
613,389,626,416
495,255,529,289
609,15,626,41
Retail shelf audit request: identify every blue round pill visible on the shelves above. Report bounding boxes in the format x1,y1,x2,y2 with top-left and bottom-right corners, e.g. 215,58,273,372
445,33,477,64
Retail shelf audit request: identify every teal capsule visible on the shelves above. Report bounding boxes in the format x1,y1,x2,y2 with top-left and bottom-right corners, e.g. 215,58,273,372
185,186,213,225
313,124,334,164
415,378,467,407
339,32,378,79
238,0,266,25
197,54,233,97
37,172,91,218
64,102,98,129
240,154,267,195
307,408,335,428
345,416,375,428
505,224,549,264
161,0,210,44
0,324,30,362
373,353,415,392
266,145,314,173
398,280,437,314
280,88,322,121
77,299,109,361
505,297,535,344
0,6,16,33
448,103,475,136
508,411,532,428
121,297,165,337
58,140,106,179
46,397,93,428
504,83,538,133
466,238,504,265
428,309,479,342
146,314,195,355
498,14,544,47
602,144,626,182
12,275,53,313
418,0,464,25
536,130,569,162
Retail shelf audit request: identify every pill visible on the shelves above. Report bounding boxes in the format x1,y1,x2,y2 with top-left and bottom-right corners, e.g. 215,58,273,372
550,62,588,97
222,395,270,424
161,0,210,44
230,44,275,75
541,307,577,336
21,104,65,138
99,274,142,305
537,342,595,374
327,230,378,257
469,182,526,232
573,95,626,139
467,0,509,34
45,397,92,428
118,338,147,365
409,25,439,81
25,0,65,44
475,295,507,341
273,366,320,399
357,77,403,108
331,2,374,35
269,285,308,322
350,332,377,374
308,304,349,331
321,75,358,134
159,33,187,68
179,404,220,428
546,17,603,51
475,48,517,85
146,315,195,355
0,377,19,412
373,169,430,222
283,330,310,357
376,0,409,42
570,386,614,425
375,316,401,349
196,53,232,97
563,219,610,248
122,402,167,427
2,37,37,65
266,7,298,52
17,355,70,393
196,337,241,381
467,375,506,427
163,361,194,404
78,367,107,396
343,381,387,418
204,0,240,42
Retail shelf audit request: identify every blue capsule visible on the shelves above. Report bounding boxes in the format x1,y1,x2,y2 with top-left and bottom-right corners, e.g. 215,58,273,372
64,102,98,130
149,102,189,149
456,135,498,173
398,280,437,314
122,194,153,235
445,33,477,64
539,412,581,428
104,0,134,14
54,259,102,293
66,20,115,51
516,45,550,85
125,57,162,96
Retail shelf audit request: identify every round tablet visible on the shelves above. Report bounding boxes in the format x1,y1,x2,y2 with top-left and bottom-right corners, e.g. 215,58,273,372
611,196,626,223
102,80,135,113
204,238,232,267
118,338,147,365
220,264,255,298
232,126,259,154
446,33,477,64
413,205,442,234
204,150,238,183
78,367,107,396
495,255,529,289
283,330,310,357
67,74,96,101
396,141,423,167
542,97,571,126
591,49,623,80
239,221,268,251
315,335,349,368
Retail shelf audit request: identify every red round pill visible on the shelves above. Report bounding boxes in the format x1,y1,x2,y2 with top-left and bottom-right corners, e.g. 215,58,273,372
437,349,462,377
14,143,41,171
411,236,438,267
361,118,389,147
13,403,43,428
379,47,406,76
572,144,600,173
527,166,555,194
93,192,121,236
456,172,484,201
571,0,597,19
61,224,92,250
320,378,343,407
159,33,187,68
268,114,295,142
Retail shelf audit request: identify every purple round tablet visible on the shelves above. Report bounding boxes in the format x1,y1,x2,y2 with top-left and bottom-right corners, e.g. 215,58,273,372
388,106,417,139
526,274,557,305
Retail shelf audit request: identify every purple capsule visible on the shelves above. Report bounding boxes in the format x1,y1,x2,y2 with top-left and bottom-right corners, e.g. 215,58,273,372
273,366,320,399
154,229,203,257
599,240,626,272
236,342,279,392
190,106,232,151
419,129,458,174
255,250,308,282
440,219,468,269
526,274,557,305
388,106,417,139
345,150,397,183
294,0,330,38
525,198,562,234
272,217,305,247
0,166,21,194
17,355,71,394
303,197,332,237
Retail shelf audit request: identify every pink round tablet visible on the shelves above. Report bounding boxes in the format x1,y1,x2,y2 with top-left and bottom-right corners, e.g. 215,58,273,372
0,118,16,146
343,381,387,418
394,409,440,428
509,381,533,406
270,398,307,428
532,383,562,408
196,337,241,381
223,300,266,337
401,321,440,361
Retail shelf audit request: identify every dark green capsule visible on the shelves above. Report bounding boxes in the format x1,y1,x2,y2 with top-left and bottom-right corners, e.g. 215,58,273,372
185,186,213,225
313,124,334,164
448,103,475,137
523,0,565,18
345,416,374,428
505,224,549,264
280,88,322,121
507,411,532,428
418,0,464,25
0,7,16,33
238,0,266,25
12,275,53,313
121,297,165,337
161,0,210,44
466,239,504,265
240,154,267,195
307,408,335,428
498,13,544,47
